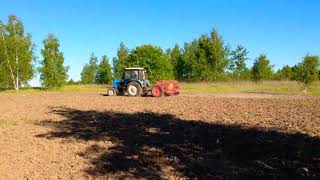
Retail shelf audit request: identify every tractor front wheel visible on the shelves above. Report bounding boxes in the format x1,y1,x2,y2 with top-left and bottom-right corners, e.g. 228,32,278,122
107,88,117,96
127,82,142,96
151,85,164,97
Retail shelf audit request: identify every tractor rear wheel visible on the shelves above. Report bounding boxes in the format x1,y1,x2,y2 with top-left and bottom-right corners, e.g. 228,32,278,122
127,82,142,96
107,88,117,96
151,85,164,97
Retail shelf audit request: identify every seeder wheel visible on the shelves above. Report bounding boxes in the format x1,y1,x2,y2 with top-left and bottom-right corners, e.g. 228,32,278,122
151,85,164,97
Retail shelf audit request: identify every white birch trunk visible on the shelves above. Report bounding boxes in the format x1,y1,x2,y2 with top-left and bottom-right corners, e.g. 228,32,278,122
1,32,17,89
15,55,19,91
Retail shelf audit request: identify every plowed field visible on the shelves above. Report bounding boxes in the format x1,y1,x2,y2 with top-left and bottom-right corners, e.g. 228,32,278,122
0,92,319,179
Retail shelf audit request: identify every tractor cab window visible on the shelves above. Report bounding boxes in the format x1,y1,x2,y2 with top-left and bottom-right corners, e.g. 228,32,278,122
139,70,146,80
124,70,138,80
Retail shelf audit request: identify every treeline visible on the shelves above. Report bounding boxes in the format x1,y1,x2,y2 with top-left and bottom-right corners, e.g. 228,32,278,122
107,29,320,86
1,15,319,92
102,28,319,91
79,54,112,84
78,43,174,85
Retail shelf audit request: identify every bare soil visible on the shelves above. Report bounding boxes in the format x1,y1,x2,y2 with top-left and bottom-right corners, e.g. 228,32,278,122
0,92,320,179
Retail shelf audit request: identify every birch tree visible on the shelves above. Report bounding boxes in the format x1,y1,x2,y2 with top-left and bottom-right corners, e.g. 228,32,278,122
0,15,34,90
39,34,68,88
295,55,319,93
229,45,249,80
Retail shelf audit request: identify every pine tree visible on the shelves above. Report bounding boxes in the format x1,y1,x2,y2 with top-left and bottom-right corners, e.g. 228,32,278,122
81,53,98,84
207,29,229,80
96,55,112,84
274,65,292,80
169,44,182,80
113,42,128,79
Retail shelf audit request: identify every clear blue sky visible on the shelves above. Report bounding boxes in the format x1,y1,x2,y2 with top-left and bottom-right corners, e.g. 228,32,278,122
1,0,319,85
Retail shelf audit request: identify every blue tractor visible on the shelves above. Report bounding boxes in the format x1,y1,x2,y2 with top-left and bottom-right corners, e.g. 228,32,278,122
107,68,151,96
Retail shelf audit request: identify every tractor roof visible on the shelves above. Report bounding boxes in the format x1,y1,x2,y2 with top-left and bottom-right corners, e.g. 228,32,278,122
125,67,145,70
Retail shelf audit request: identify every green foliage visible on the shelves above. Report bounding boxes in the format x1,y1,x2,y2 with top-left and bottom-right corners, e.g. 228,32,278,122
81,53,98,84
281,65,293,80
66,79,79,85
181,81,320,96
274,65,292,80
113,42,129,79
251,55,274,81
291,65,300,81
295,55,319,92
2,16,318,89
183,29,229,81
228,45,249,80
96,55,112,84
38,34,68,88
176,56,187,81
0,15,35,90
120,44,173,82
238,68,252,80
0,61,9,88
168,44,184,80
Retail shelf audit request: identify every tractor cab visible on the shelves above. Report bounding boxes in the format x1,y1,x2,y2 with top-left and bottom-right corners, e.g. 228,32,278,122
108,68,150,96
123,68,146,81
